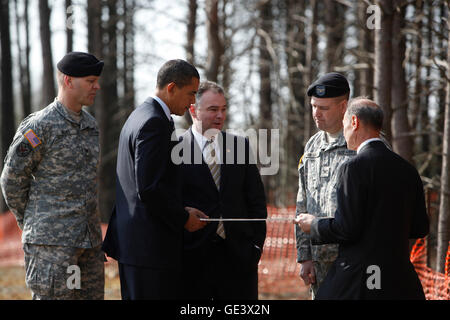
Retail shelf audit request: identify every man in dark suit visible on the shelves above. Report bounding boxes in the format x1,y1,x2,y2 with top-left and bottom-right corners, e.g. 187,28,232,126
102,59,208,300
296,97,429,299
178,81,267,299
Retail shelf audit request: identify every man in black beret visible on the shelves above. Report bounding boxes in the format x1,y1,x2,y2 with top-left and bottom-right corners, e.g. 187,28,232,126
57,51,104,78
294,72,356,299
56,52,104,116
1,51,105,299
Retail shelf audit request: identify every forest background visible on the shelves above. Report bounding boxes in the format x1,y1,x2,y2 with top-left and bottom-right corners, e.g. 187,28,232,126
0,0,449,275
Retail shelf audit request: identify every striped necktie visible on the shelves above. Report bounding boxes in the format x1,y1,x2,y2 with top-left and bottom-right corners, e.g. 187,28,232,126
204,138,225,239
204,139,220,189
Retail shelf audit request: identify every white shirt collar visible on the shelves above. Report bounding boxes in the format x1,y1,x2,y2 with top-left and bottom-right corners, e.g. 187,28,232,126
357,137,383,154
192,126,210,151
152,95,172,122
191,126,221,161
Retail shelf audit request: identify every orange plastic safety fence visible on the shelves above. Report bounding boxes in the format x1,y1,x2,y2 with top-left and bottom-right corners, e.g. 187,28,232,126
410,238,450,300
258,206,298,279
446,244,450,278
257,207,450,300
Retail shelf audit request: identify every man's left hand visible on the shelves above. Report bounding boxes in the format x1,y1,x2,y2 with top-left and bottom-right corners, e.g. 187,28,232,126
294,213,316,233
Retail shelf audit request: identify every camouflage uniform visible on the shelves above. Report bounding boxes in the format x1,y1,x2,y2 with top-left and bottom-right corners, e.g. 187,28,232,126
295,130,355,298
0,100,104,300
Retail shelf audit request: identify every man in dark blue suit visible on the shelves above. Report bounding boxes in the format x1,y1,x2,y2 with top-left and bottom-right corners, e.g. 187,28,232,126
296,97,429,299
102,59,208,300
178,81,267,299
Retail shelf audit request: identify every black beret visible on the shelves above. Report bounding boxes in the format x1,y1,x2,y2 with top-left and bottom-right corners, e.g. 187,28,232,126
307,72,350,98
57,52,104,77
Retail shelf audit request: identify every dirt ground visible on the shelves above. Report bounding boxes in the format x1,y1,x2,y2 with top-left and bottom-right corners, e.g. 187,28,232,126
0,261,309,300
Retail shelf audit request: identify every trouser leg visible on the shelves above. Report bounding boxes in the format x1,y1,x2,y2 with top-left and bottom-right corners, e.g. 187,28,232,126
74,245,105,300
23,244,105,300
310,260,335,299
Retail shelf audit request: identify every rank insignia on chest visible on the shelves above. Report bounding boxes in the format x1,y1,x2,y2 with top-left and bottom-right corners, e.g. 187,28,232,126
320,166,330,178
24,129,42,148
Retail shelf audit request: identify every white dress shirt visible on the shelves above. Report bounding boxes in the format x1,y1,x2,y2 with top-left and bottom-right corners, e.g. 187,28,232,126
192,126,222,164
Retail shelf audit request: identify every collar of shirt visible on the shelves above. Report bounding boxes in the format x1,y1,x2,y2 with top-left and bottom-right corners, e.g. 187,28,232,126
357,137,383,154
54,99,96,129
152,95,173,122
192,126,221,162
325,130,342,144
319,130,347,152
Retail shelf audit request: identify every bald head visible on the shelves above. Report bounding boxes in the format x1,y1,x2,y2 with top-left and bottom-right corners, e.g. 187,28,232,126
343,97,384,150
345,97,383,131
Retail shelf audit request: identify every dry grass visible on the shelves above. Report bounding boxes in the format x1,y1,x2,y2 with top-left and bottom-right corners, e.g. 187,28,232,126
0,262,121,300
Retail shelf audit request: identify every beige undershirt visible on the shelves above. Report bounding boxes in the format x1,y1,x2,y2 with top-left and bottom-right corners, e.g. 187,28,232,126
64,105,82,123
326,130,341,144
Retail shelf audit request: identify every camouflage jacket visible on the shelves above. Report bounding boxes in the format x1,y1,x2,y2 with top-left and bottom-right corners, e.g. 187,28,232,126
0,100,102,248
295,131,356,263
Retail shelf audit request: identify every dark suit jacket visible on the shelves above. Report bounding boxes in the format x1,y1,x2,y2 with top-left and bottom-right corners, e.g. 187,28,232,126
179,129,267,272
102,97,189,269
311,140,429,300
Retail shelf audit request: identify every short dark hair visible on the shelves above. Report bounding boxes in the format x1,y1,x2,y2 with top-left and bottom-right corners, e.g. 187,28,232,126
194,81,225,108
346,97,384,130
156,59,200,89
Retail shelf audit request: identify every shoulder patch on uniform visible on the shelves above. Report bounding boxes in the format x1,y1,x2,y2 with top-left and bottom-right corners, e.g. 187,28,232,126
23,129,42,148
298,155,304,169
16,142,32,157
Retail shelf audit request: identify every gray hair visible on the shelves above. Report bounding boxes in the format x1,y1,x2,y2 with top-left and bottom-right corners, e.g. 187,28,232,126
194,81,225,108
346,97,384,130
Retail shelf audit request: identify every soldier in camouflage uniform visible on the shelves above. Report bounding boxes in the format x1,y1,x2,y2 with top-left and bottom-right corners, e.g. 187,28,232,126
0,52,104,300
295,73,355,299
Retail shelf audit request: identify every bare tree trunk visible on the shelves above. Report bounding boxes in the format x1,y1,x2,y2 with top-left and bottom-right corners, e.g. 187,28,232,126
219,0,231,101
434,1,448,179
374,0,393,143
23,0,31,114
205,0,223,82
122,0,135,118
87,0,103,118
285,0,306,205
65,0,73,53
357,1,374,97
186,0,197,65
410,1,423,132
0,0,15,212
38,0,55,105
304,0,318,143
184,0,197,127
421,0,432,161
391,1,413,163
324,0,346,71
436,1,450,274
14,0,32,118
97,0,119,222
257,0,273,204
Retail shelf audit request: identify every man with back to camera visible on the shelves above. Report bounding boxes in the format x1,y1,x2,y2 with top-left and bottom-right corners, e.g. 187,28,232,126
296,97,429,299
1,52,105,299
178,81,267,299
102,59,208,300
295,72,356,298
